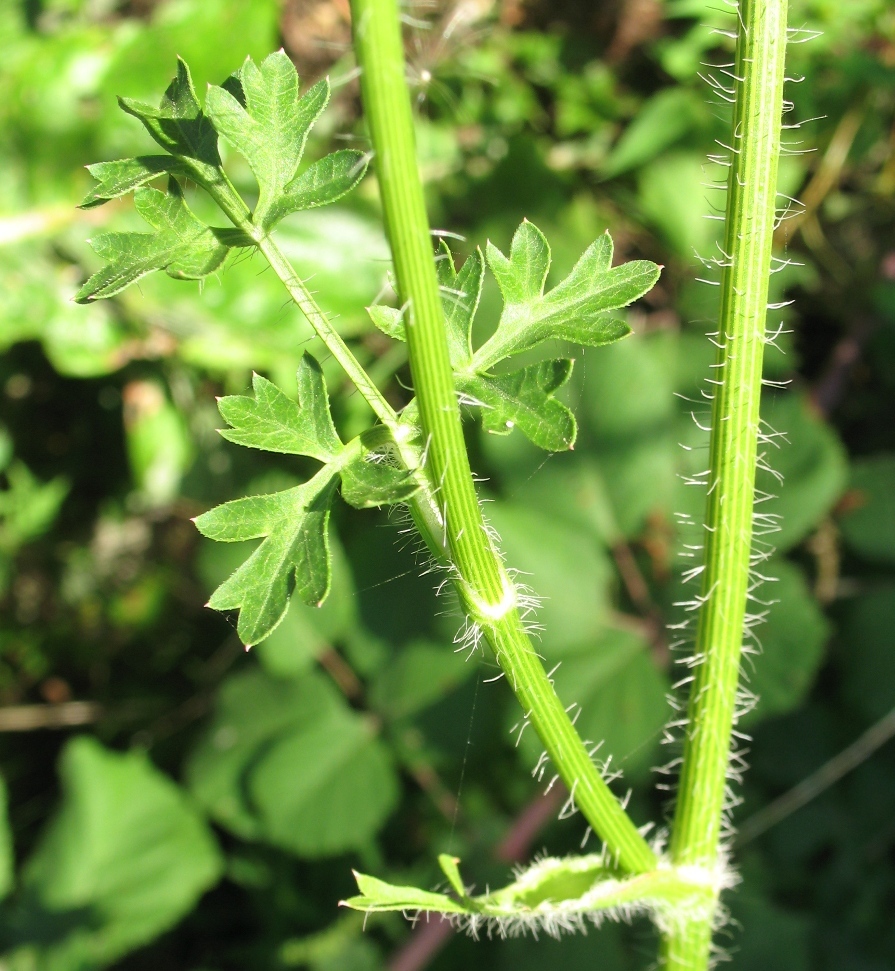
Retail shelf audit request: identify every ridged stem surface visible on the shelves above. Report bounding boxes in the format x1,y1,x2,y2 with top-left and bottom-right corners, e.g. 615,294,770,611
662,0,789,966
350,0,655,874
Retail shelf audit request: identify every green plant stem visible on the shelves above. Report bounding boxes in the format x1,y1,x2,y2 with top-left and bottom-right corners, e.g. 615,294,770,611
662,0,788,966
350,0,655,874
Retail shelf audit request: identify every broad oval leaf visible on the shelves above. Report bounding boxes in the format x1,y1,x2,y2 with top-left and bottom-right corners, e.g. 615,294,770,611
15,737,221,969
187,669,399,857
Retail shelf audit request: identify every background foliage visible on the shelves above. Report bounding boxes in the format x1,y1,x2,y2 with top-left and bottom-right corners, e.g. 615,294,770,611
0,0,894,968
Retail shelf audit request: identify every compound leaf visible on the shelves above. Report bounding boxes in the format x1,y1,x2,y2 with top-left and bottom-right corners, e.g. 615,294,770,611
119,57,222,186
368,225,656,452
217,353,342,463
476,221,659,370
198,356,415,645
205,51,329,228
195,472,339,645
76,182,251,303
459,358,576,451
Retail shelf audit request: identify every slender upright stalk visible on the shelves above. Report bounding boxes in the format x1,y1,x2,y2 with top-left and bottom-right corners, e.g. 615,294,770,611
350,0,656,874
662,0,788,965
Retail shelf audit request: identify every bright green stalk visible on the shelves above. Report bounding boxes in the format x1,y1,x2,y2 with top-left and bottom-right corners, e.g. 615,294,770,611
350,0,656,874
662,0,789,965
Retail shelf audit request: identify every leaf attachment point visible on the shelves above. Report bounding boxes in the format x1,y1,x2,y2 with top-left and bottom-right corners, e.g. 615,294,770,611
196,354,417,646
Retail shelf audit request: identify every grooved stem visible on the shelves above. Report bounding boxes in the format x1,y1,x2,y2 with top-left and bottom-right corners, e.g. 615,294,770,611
350,0,655,873
662,0,789,966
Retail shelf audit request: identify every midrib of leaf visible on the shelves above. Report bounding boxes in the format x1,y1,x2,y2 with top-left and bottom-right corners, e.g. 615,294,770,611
351,0,656,875
661,0,789,967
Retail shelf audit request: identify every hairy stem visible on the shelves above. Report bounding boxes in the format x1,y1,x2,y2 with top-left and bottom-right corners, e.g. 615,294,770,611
350,0,655,873
662,0,789,965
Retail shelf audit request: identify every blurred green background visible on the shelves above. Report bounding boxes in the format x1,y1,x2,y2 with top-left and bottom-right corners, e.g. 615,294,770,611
1,0,894,968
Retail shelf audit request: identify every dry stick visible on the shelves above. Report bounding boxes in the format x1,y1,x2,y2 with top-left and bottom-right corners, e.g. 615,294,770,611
737,705,895,847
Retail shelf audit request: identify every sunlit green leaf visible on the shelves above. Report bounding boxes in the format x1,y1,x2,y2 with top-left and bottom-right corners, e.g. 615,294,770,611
75,182,251,302
205,51,329,228
269,149,369,224
476,221,657,370
119,57,223,186
79,156,188,209
217,354,342,462
436,241,483,369
195,471,339,645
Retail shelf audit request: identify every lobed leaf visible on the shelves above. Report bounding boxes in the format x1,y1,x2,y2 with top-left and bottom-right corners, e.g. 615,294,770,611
368,224,657,453
217,353,342,462
268,149,369,225
119,57,222,186
199,357,417,645
475,221,659,371
195,472,339,645
80,155,189,209
436,240,483,369
205,50,330,228
340,446,419,509
459,358,577,451
75,182,251,302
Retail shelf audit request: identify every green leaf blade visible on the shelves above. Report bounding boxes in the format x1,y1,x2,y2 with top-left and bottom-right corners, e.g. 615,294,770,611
75,184,247,303
206,53,330,228
217,356,342,461
437,243,483,369
196,474,339,645
119,58,221,180
340,436,419,509
271,150,369,223
486,219,550,306
460,359,577,452
343,872,470,915
474,221,658,370
80,156,187,209
17,737,221,968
